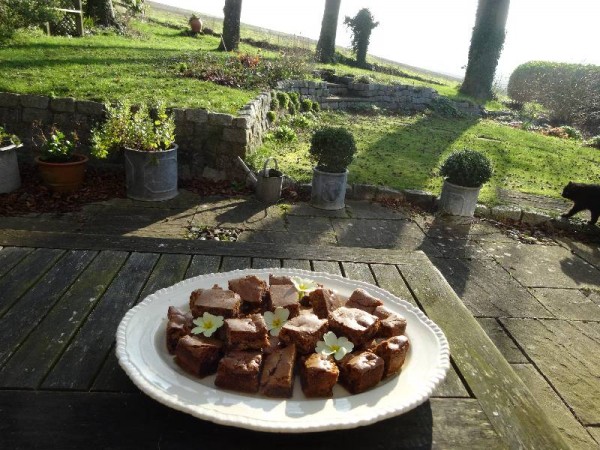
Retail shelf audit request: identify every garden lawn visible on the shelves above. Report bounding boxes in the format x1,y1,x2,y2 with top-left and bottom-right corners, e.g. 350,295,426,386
250,112,600,205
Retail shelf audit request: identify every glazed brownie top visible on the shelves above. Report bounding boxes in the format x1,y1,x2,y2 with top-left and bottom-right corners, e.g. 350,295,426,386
269,274,294,286
193,287,241,309
178,334,223,351
345,289,383,312
282,313,327,334
329,307,379,332
343,351,382,371
220,350,262,372
226,314,267,334
304,353,338,373
269,285,299,306
228,275,267,303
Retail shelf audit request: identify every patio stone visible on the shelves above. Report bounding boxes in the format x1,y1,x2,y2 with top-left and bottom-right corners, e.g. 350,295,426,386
346,201,409,220
476,318,528,363
237,230,337,246
530,288,600,321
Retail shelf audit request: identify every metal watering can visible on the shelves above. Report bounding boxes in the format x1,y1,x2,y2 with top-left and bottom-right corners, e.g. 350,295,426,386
236,156,283,203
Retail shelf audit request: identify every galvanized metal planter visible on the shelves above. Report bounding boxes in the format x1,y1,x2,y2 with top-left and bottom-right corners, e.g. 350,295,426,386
310,167,348,210
124,145,178,202
0,144,21,194
438,180,481,217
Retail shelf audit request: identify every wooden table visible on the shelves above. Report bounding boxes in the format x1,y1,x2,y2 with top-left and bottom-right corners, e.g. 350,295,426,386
0,230,568,449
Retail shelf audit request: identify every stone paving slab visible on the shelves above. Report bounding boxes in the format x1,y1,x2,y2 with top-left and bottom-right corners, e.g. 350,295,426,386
237,230,338,246
556,238,600,270
483,242,600,289
285,203,350,218
530,288,600,321
345,201,410,220
192,198,286,231
501,318,600,425
0,215,83,233
414,215,515,243
97,190,203,210
286,215,334,234
427,237,490,259
588,428,600,446
511,363,599,449
476,318,528,363
431,257,553,318
81,207,194,235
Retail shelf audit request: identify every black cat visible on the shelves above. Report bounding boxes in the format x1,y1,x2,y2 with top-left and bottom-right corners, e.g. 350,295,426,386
561,182,600,225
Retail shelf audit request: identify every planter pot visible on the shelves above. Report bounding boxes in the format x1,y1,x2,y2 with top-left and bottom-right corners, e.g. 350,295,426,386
438,180,481,217
0,144,21,194
124,145,178,201
35,154,88,193
310,167,348,210
189,17,202,33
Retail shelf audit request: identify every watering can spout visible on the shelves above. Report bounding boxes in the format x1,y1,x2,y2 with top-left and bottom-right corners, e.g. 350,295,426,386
236,156,257,186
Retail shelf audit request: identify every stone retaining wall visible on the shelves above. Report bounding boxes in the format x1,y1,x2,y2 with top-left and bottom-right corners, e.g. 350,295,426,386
0,91,272,179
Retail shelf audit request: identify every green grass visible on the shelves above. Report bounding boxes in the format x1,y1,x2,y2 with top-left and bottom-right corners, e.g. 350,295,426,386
250,112,600,205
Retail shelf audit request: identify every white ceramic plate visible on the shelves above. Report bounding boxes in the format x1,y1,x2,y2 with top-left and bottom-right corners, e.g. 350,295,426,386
116,268,450,433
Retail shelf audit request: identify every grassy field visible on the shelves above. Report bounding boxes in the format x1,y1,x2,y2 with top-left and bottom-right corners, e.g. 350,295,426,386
249,111,600,205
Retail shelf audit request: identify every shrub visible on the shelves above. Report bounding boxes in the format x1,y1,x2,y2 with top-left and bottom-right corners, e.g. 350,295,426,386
266,111,276,122
439,149,493,188
276,92,290,110
271,125,297,143
288,92,301,109
312,102,321,113
301,98,313,112
561,125,582,140
32,124,77,163
356,75,372,84
288,103,297,115
344,9,379,67
585,135,600,149
0,0,64,43
429,97,464,118
270,96,279,110
289,114,312,129
309,127,356,173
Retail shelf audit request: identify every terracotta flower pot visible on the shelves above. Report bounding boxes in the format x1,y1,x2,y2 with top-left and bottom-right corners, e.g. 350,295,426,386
189,17,202,34
35,154,88,193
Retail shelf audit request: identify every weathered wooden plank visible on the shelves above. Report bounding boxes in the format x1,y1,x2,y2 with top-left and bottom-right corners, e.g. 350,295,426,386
312,260,341,275
41,252,159,390
502,318,600,426
431,362,470,398
0,229,416,265
476,318,528,364
0,246,33,279
185,254,221,278
399,262,569,449
370,264,417,307
341,262,376,284
0,248,65,317
252,258,281,269
0,251,127,388
0,250,97,367
282,259,311,270
0,392,504,449
220,256,251,272
92,253,191,392
512,363,599,449
587,427,600,446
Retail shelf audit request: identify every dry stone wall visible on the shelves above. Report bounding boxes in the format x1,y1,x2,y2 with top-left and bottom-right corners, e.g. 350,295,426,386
0,91,272,179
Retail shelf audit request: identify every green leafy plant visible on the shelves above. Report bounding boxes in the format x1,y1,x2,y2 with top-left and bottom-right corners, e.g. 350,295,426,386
33,124,78,163
91,100,176,158
561,125,581,140
276,92,290,110
0,126,21,147
439,149,493,188
288,102,297,115
288,92,301,109
344,9,379,67
267,110,276,122
270,125,297,143
289,114,312,129
270,96,280,110
585,135,600,149
356,75,372,84
301,98,313,112
312,102,321,113
309,127,356,173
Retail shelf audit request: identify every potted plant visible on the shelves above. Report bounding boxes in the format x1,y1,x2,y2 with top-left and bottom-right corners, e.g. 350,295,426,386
189,14,202,34
33,124,88,193
309,127,356,210
438,149,493,217
0,126,22,193
91,100,178,201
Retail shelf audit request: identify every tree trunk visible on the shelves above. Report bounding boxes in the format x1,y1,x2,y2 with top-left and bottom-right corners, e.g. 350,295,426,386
460,0,510,100
85,0,119,28
218,0,242,51
316,0,342,63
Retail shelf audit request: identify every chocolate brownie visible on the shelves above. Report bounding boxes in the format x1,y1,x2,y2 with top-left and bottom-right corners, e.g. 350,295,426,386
299,353,339,397
345,288,383,314
339,351,384,394
309,287,344,319
372,335,410,378
269,274,294,285
268,284,300,318
279,313,328,354
260,344,297,398
189,286,241,319
373,306,407,338
228,275,267,304
215,350,263,393
263,335,281,355
174,335,223,377
166,306,193,354
328,307,380,346
224,314,269,350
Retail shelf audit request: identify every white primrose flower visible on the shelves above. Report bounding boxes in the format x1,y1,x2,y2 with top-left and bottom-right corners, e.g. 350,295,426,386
263,307,290,337
191,312,224,338
316,331,354,361
291,276,318,300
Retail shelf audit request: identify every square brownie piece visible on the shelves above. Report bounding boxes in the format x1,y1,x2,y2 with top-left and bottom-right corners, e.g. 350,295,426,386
345,288,383,314
372,335,410,378
339,351,384,394
328,307,380,346
260,344,297,398
228,275,267,305
373,306,407,338
224,314,269,350
215,350,263,393
299,353,339,397
279,313,328,354
268,285,300,318
174,335,223,378
309,287,344,319
189,286,241,319
269,274,294,285
166,306,193,354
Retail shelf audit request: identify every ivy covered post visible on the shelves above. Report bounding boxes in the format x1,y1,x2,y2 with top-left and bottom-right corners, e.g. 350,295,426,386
460,0,511,100
344,8,379,68
85,0,120,28
316,0,342,63
218,0,243,51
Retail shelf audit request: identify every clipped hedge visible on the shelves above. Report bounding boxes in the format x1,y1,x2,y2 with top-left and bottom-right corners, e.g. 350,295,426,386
507,61,600,133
